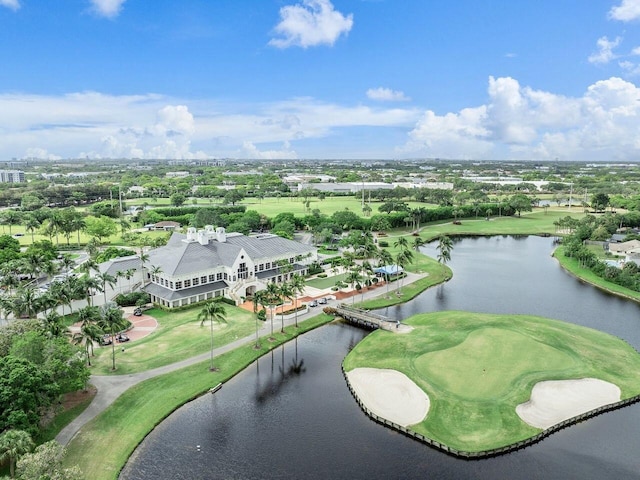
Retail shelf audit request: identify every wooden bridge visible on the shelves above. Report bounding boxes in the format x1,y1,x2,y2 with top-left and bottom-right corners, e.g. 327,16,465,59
335,304,399,331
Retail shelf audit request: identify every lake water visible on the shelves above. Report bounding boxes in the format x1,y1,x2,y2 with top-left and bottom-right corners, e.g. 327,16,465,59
120,236,640,480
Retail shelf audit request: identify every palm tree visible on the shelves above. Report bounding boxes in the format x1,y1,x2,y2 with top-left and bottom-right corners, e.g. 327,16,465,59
79,274,102,307
59,253,75,275
376,248,394,298
96,272,117,305
278,282,294,333
0,429,34,479
149,265,163,284
139,252,150,284
69,215,87,247
345,269,363,305
124,268,136,292
23,214,41,243
394,235,409,250
74,306,102,365
290,273,306,328
265,281,280,339
413,236,425,252
41,310,68,338
11,286,40,319
197,301,227,371
359,261,374,302
394,249,413,294
436,235,453,265
252,290,267,349
98,304,128,371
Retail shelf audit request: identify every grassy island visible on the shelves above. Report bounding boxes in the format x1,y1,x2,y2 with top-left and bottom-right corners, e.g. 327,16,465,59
343,311,640,453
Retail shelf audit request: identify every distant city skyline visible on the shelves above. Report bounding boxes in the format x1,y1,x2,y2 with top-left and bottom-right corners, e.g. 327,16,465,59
2,0,640,161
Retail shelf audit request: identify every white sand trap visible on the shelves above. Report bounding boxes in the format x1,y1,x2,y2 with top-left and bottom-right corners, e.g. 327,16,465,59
516,378,621,429
346,367,429,427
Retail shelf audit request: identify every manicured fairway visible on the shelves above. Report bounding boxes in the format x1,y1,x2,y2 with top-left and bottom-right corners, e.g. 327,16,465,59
343,311,640,452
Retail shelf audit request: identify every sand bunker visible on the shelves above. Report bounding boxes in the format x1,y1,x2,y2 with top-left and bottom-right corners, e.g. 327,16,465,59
346,367,429,427
516,378,621,429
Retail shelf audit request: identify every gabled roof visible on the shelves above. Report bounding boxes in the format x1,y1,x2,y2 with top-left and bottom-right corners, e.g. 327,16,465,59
224,233,315,261
147,235,242,276
609,240,640,253
99,255,142,278
147,231,315,278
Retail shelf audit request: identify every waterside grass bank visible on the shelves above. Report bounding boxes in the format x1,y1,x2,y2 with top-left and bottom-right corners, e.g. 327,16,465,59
553,246,640,303
63,314,334,480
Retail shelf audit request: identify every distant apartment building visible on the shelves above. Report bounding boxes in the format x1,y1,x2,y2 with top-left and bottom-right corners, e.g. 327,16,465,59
0,170,25,183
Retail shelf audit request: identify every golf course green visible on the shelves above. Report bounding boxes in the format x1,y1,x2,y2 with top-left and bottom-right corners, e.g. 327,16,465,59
343,311,640,453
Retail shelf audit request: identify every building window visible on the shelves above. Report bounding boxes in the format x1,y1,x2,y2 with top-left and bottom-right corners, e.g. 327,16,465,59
217,273,222,281
170,281,174,289
193,278,200,286
265,262,271,269
223,273,228,280
209,274,215,282
184,279,191,288
238,262,248,280
259,264,264,271
176,281,183,289
201,275,207,284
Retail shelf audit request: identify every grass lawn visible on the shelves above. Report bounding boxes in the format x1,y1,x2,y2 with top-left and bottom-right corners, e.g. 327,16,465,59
343,311,640,453
410,208,586,242
305,272,348,289
63,313,334,480
553,246,640,302
89,305,257,375
125,195,430,218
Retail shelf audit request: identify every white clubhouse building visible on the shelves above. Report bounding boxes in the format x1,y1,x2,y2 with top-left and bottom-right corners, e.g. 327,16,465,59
143,226,317,309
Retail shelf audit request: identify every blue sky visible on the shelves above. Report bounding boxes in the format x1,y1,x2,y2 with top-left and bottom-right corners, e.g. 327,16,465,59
2,0,640,161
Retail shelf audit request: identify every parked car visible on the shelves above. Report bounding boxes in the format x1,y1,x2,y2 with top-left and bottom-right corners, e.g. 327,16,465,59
133,308,142,316
318,297,327,305
116,333,130,342
100,335,112,346
309,300,318,307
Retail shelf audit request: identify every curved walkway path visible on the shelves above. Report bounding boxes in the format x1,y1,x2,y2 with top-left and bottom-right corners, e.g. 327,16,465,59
56,272,426,446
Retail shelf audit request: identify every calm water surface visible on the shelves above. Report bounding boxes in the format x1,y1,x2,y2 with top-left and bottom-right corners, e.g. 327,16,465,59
121,236,640,480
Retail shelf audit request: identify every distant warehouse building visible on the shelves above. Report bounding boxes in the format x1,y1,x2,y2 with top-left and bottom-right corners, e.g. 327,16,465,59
0,170,25,183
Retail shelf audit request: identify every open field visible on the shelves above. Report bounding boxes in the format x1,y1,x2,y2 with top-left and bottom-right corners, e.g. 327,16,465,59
125,195,433,218
412,208,585,241
89,305,257,375
343,311,640,452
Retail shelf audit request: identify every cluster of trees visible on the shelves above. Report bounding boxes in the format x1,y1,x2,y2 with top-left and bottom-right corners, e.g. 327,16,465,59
0,317,89,439
560,213,640,292
0,206,127,248
0,433,82,479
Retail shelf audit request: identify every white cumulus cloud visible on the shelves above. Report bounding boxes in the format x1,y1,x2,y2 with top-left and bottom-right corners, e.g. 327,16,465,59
241,141,298,159
609,0,640,21
402,76,640,161
0,0,19,11
90,0,126,18
588,36,621,64
366,87,411,102
0,91,419,160
269,0,353,49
